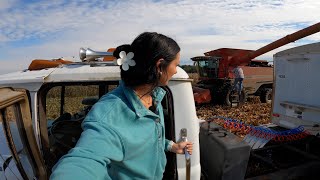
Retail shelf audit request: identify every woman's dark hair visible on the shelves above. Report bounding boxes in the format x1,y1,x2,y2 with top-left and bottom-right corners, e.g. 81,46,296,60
113,32,180,88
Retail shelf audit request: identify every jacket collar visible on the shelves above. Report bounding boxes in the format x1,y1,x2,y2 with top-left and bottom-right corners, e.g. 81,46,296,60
120,81,166,118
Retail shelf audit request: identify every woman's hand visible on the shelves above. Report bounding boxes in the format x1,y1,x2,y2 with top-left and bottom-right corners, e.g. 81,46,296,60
171,141,193,155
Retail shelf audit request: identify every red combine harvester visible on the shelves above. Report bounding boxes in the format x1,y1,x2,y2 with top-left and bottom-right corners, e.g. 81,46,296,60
192,23,320,106
192,49,272,106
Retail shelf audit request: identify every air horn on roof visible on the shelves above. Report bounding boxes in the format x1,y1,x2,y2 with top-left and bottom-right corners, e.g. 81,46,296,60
79,48,115,62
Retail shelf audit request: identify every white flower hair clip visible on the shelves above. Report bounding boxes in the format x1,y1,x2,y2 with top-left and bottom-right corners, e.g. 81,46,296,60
115,51,136,71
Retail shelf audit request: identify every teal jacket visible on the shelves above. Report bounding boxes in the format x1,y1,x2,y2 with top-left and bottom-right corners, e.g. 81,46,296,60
50,81,173,180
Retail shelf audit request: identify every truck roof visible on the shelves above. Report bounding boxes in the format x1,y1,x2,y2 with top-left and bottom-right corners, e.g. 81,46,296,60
0,62,190,90
274,42,320,57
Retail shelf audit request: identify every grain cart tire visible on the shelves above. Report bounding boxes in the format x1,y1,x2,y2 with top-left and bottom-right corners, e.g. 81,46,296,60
225,88,246,106
260,88,272,103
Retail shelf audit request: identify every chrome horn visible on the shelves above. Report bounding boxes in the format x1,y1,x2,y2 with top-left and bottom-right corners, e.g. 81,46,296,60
79,48,114,62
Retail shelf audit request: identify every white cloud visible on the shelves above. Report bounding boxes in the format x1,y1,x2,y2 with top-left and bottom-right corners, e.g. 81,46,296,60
0,0,319,74
0,0,17,10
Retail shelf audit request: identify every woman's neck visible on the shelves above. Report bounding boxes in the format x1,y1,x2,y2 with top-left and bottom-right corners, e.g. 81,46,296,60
133,84,153,97
133,84,154,109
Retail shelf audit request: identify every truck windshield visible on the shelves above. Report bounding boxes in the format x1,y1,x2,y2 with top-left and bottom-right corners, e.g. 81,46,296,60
197,60,219,78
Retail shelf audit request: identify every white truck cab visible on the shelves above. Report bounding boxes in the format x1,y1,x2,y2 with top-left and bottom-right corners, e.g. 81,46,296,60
0,58,201,179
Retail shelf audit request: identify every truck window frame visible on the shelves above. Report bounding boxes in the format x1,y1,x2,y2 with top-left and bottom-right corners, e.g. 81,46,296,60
38,81,118,173
0,88,47,179
37,82,177,178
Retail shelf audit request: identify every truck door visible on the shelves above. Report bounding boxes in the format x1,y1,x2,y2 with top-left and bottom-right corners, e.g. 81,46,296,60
0,87,46,180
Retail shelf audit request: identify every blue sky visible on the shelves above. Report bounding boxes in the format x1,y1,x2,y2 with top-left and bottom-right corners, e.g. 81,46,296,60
0,0,319,74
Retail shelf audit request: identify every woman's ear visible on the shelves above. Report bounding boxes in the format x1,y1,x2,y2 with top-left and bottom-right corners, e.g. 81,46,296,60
156,58,165,72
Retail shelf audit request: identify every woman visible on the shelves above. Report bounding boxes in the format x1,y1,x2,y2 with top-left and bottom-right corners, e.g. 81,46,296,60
50,32,193,180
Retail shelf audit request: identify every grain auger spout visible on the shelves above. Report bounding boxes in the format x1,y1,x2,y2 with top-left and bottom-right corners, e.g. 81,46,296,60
229,22,320,66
